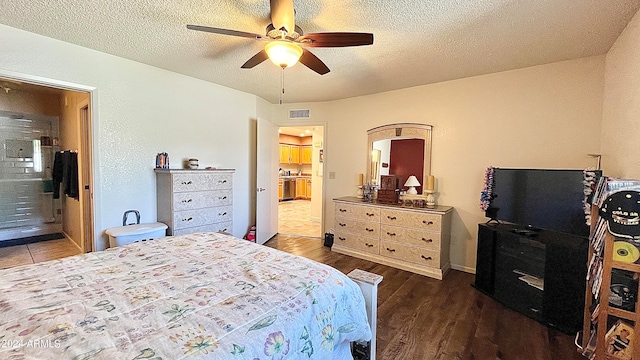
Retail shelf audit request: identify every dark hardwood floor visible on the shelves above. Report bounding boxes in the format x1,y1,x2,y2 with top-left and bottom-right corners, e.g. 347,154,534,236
265,234,584,360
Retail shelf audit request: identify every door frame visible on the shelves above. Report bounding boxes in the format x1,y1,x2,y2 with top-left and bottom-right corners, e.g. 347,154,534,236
274,120,328,237
0,69,100,251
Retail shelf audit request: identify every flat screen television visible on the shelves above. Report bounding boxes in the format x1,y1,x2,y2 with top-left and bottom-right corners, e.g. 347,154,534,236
485,168,601,237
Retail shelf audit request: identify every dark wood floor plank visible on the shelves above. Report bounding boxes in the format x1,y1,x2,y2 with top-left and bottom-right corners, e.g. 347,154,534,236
264,235,584,360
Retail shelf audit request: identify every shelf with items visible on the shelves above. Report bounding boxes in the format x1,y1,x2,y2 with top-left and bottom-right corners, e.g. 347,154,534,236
582,177,640,359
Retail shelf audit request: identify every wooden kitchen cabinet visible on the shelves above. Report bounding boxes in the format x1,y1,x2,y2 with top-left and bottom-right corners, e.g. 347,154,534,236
306,179,312,199
279,144,301,164
278,179,283,201
295,178,306,199
301,146,312,164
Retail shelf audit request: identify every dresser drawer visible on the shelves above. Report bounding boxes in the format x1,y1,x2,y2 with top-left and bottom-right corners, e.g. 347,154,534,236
173,205,233,230
173,190,233,211
380,224,442,250
381,209,441,231
172,173,233,192
172,221,233,236
335,216,380,237
334,202,380,221
334,232,379,254
380,240,441,267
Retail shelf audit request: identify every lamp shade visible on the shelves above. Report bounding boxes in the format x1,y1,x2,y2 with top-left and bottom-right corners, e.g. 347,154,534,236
404,175,420,187
265,40,303,68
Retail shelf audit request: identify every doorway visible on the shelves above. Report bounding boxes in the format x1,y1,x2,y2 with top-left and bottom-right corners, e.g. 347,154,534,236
277,126,324,238
0,76,94,254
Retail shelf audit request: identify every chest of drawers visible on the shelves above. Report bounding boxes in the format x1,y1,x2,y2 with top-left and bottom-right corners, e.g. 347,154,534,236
333,196,452,280
155,169,234,236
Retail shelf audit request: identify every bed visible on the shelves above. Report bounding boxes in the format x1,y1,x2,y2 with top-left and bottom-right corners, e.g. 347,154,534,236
0,232,374,359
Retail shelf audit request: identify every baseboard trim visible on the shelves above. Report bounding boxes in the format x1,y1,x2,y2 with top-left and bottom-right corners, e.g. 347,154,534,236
451,263,476,274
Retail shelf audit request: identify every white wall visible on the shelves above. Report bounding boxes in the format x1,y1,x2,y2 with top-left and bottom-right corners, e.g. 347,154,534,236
602,9,640,179
0,24,257,249
272,56,605,272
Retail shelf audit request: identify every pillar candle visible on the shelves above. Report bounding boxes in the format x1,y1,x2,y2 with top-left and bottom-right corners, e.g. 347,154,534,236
426,175,435,190
358,173,364,186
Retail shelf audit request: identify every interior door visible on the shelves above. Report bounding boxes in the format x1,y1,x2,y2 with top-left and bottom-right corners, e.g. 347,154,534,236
256,117,279,245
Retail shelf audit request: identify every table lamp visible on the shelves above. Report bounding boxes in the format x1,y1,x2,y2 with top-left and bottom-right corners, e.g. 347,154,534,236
404,175,420,195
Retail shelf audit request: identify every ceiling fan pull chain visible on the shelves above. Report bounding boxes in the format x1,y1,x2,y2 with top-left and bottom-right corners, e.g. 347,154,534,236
280,67,285,105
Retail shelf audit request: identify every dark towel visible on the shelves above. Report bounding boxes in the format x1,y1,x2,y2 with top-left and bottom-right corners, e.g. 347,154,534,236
67,151,79,199
52,151,64,199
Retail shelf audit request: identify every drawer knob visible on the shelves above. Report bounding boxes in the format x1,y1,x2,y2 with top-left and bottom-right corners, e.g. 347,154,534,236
386,247,396,253
366,212,375,217
387,216,396,220
182,199,193,203
387,232,396,236
421,255,432,260
181,181,192,185
219,212,227,216
423,220,434,225
339,209,347,212
182,217,193,222
365,243,374,248
365,228,374,232
338,237,346,241
339,223,346,227
422,238,433,243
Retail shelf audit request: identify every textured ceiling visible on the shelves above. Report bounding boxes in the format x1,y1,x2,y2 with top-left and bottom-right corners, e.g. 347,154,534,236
0,0,639,104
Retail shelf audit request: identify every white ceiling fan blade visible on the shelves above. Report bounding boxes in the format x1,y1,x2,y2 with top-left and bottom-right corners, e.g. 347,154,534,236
270,0,295,34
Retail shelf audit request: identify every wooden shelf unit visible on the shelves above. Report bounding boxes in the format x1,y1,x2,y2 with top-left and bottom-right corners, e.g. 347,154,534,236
582,204,640,359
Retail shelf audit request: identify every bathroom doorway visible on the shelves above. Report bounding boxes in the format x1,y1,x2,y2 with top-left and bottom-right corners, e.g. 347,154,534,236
277,126,324,238
0,76,94,255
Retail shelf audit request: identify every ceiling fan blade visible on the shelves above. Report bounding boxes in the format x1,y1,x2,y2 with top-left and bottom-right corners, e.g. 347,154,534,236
241,50,269,69
299,32,374,47
187,24,264,40
270,0,295,33
299,49,330,75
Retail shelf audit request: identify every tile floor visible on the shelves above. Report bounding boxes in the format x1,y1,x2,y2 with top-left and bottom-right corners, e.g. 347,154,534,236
278,199,321,238
0,238,81,269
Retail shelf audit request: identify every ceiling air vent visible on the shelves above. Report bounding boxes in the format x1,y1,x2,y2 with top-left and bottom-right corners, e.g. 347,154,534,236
289,109,310,119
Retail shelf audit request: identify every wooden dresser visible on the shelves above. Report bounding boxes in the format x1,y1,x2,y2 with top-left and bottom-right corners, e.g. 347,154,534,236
333,196,452,279
155,169,234,236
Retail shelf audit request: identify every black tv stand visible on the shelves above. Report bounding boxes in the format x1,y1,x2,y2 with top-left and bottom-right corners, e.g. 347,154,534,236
474,223,588,335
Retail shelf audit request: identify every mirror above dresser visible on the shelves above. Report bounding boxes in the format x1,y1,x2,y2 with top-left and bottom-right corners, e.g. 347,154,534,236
366,123,433,195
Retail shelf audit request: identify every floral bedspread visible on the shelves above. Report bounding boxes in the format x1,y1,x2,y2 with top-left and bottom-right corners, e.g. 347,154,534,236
0,232,371,359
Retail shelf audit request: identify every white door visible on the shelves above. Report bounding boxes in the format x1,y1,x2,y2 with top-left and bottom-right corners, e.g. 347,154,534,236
256,117,279,245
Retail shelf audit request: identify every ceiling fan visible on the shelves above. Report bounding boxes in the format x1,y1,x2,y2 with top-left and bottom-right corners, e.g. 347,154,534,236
187,0,373,75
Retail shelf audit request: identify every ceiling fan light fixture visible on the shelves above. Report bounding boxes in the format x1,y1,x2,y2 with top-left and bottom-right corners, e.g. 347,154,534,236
265,40,303,68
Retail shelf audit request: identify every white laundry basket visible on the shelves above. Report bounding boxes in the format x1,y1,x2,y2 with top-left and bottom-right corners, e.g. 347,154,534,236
105,222,167,248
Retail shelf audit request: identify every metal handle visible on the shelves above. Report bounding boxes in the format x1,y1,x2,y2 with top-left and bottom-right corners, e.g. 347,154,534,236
421,255,432,260
387,232,396,236
219,212,227,216
422,238,433,243
338,237,346,241
339,208,347,212
386,248,396,252
218,179,227,184
219,196,227,200
365,243,374,248
181,199,193,203
423,220,434,225
257,188,265,192
366,212,375,217
339,223,346,227
181,181,192,185
365,228,374,232
387,216,396,220
182,217,193,222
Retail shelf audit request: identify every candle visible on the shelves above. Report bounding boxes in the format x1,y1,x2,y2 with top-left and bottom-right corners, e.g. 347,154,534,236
426,175,435,190
358,173,364,186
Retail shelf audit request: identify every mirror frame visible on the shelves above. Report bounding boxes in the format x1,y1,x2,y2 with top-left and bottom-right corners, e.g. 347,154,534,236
366,123,433,194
